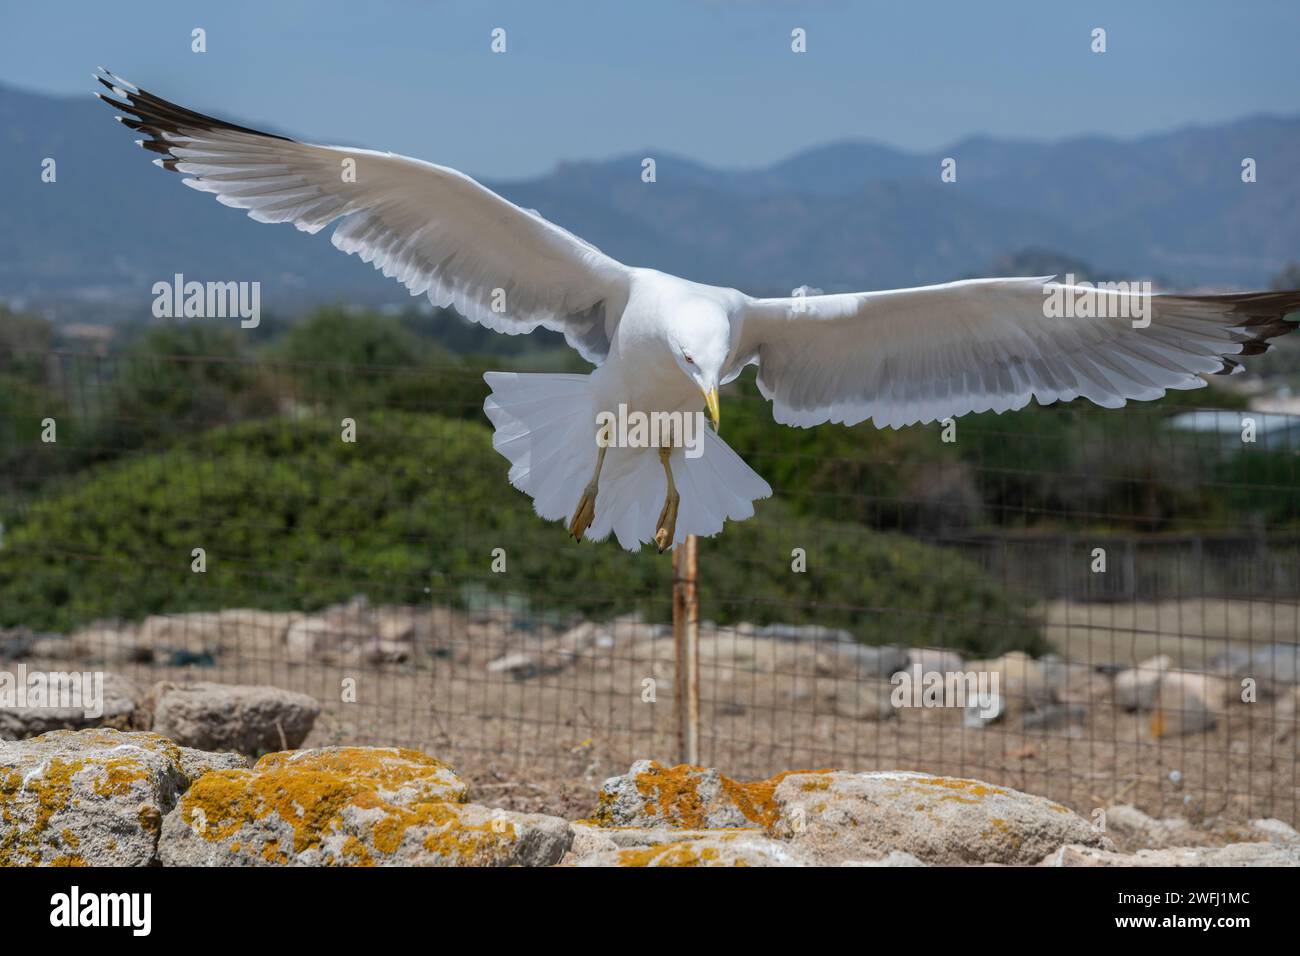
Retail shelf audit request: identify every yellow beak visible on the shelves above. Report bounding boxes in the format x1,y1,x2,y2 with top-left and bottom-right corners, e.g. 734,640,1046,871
703,386,721,433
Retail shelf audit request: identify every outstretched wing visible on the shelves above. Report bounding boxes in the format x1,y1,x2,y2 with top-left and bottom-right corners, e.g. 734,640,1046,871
94,69,631,363
736,277,1300,429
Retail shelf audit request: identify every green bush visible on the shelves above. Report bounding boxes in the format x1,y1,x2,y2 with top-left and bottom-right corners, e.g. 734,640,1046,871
0,412,1040,656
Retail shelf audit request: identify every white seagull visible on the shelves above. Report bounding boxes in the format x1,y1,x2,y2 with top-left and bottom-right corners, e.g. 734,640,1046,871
95,70,1300,552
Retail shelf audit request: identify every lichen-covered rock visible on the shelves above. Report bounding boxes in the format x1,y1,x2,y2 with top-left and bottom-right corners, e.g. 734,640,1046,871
159,745,568,866
0,672,141,739
588,760,821,829
0,728,228,866
769,770,1112,865
149,681,320,755
1043,842,1300,867
574,834,807,867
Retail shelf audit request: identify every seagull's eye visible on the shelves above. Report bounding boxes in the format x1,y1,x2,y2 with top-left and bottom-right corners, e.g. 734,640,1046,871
683,353,695,365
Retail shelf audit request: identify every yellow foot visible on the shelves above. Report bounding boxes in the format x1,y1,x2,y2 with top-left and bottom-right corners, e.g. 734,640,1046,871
568,484,597,540
654,491,679,553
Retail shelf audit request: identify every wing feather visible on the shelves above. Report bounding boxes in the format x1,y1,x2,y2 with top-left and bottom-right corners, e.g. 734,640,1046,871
94,69,630,363
738,277,1300,428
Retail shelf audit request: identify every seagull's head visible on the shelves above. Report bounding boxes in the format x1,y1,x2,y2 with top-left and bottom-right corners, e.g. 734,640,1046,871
668,300,730,431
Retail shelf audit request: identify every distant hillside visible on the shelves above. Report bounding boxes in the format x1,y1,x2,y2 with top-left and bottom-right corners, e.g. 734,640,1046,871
2,81,1297,319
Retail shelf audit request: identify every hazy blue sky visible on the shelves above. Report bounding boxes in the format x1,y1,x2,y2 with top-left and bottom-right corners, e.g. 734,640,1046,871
4,0,1299,179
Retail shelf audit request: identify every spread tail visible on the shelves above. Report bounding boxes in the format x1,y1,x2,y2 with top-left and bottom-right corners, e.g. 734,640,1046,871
483,371,771,552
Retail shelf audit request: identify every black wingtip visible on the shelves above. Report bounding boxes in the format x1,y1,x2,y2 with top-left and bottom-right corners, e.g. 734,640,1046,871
1205,289,1300,372
92,67,294,171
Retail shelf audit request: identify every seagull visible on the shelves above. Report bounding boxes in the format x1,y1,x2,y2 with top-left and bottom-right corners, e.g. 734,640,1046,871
95,69,1300,553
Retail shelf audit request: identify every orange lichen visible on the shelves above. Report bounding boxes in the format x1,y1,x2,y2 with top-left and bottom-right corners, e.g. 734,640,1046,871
93,758,150,798
261,837,288,865
616,841,744,867
137,804,162,835
911,777,1009,800
590,762,831,831
631,764,710,828
725,770,831,829
341,835,372,866
981,817,1023,850
617,843,705,867
416,806,519,863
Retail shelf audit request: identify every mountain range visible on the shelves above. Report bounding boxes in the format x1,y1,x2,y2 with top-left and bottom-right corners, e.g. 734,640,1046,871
2,81,1298,322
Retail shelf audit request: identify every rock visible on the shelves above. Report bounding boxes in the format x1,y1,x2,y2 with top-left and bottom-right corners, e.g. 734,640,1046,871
1103,804,1192,848
68,625,150,664
487,617,664,681
0,728,228,866
567,822,773,858
770,770,1111,865
48,610,304,666
586,762,1106,866
841,851,927,867
830,679,897,721
177,748,249,780
1114,655,1171,711
1151,670,1227,737
1249,818,1300,844
750,623,854,644
1043,842,1300,867
159,746,569,866
840,644,912,678
573,834,806,867
0,672,141,739
26,634,75,660
135,610,300,660
568,822,621,857
345,638,411,666
373,607,419,644
1210,643,1300,685
961,651,1058,726
1021,703,1087,731
486,651,540,680
0,628,38,659
900,648,965,677
587,760,798,829
149,682,320,755
285,598,374,664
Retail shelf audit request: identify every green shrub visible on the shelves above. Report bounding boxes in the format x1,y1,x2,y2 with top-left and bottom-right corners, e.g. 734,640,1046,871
0,412,1040,655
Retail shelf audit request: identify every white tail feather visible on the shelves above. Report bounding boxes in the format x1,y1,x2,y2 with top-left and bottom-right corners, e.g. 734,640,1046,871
484,371,771,552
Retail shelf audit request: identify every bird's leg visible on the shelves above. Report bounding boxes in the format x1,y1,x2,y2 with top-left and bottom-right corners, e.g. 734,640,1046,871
568,443,607,540
654,445,680,553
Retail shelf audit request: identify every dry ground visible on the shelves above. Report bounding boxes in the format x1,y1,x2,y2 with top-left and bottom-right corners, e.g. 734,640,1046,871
81,597,1300,844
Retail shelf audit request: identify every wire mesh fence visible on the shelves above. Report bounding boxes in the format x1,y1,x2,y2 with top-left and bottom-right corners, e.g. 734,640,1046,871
1,345,1298,826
